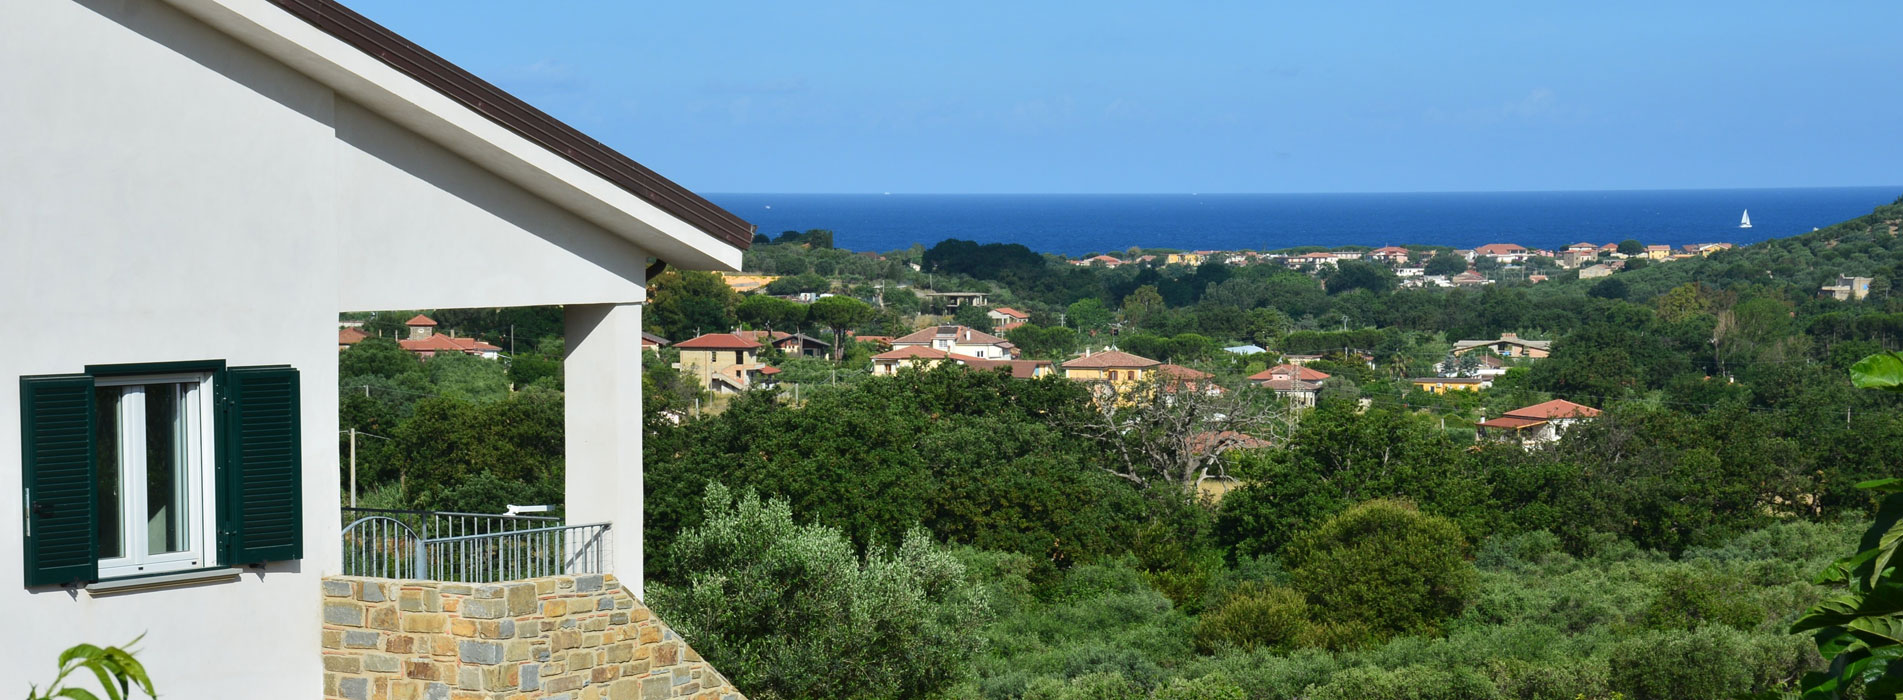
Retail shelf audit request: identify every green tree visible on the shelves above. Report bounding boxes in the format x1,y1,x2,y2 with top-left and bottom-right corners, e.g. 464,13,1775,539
647,485,989,700
1324,261,1399,295
1618,239,1645,255
648,270,739,340
1424,253,1469,277
1067,298,1114,332
1285,499,1477,645
954,304,996,333
806,295,876,360
1122,285,1168,330
736,294,809,333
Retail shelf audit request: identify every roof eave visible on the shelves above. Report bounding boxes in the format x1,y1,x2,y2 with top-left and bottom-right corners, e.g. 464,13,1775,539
166,0,748,272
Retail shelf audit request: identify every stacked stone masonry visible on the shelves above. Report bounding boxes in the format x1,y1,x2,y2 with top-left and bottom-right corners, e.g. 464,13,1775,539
321,574,745,700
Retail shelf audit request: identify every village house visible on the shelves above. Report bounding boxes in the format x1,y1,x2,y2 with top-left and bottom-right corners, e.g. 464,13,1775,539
642,331,672,350
338,327,370,351
1287,251,1341,269
1438,353,1508,378
1453,332,1553,359
733,329,832,358
1164,252,1207,266
1477,399,1603,446
1070,254,1126,268
1369,246,1411,264
1062,349,1162,385
1411,376,1492,394
674,333,780,393
397,314,502,359
1822,275,1876,302
871,346,1053,378
1578,263,1615,279
1248,364,1329,408
987,306,1031,332
1451,270,1492,286
1,0,757,694
892,325,1018,360
1474,243,1528,263
924,290,990,307
1644,244,1673,260
1157,363,1223,396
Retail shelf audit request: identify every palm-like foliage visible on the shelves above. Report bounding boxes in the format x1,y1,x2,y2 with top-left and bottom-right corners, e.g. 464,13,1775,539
25,638,155,700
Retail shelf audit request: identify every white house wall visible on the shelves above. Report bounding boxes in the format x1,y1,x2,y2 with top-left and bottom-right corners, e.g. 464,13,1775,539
0,0,680,695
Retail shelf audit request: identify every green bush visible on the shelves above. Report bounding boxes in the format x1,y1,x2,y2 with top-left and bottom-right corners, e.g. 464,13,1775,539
646,484,991,700
1021,672,1142,700
1308,665,1501,700
1637,568,1762,631
1288,499,1479,644
1153,674,1247,700
1606,627,1753,700
1194,582,1312,653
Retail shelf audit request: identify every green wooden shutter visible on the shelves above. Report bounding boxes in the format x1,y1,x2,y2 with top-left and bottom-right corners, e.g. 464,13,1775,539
20,375,98,587
220,366,302,564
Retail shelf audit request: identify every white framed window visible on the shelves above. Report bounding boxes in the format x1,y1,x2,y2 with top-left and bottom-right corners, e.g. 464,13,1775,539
93,372,218,578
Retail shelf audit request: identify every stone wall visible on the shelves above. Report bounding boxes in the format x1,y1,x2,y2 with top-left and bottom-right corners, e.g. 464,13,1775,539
320,574,744,700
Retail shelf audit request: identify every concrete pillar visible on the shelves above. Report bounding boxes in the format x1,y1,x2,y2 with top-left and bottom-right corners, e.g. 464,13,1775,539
564,303,645,597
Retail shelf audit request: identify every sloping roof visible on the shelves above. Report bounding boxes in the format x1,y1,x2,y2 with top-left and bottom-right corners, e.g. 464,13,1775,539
1371,246,1410,255
990,307,1030,319
1452,336,1553,351
447,336,501,352
405,314,437,326
1476,415,1546,430
263,0,753,251
339,328,369,345
1475,243,1527,255
1248,364,1330,382
964,358,1054,379
673,333,763,350
1505,399,1601,420
398,334,466,352
641,331,671,347
1157,364,1212,381
892,325,1012,347
1063,350,1161,369
872,346,958,361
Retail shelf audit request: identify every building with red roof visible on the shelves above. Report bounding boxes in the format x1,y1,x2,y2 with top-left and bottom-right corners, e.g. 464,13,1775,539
892,325,1017,359
1477,399,1602,446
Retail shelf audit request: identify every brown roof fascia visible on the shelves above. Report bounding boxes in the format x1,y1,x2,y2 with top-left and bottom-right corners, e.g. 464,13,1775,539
268,0,755,251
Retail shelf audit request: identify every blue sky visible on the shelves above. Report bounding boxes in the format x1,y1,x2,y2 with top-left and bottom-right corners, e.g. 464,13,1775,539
345,1,1900,194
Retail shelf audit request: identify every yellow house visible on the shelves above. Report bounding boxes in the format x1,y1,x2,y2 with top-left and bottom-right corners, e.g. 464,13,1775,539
1411,377,1491,394
674,333,776,393
1062,350,1161,385
1164,252,1207,267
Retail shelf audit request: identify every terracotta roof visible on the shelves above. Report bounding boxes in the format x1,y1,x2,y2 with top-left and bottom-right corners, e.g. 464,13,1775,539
991,307,1030,319
873,346,958,361
1372,246,1410,255
1475,243,1527,255
1476,416,1546,430
673,333,763,350
964,358,1055,379
731,330,791,344
892,325,1012,347
405,314,437,326
339,328,369,345
447,336,500,352
1504,399,1601,420
1157,364,1212,381
1063,350,1161,369
1248,364,1330,382
264,0,754,251
757,366,782,376
399,334,465,352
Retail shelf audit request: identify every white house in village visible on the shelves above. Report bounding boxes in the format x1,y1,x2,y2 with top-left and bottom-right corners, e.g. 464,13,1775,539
2,0,750,696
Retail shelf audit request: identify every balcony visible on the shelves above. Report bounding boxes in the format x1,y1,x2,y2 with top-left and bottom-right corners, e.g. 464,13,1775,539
338,508,611,584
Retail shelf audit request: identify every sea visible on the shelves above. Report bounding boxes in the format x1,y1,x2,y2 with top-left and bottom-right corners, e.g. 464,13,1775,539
706,187,1902,257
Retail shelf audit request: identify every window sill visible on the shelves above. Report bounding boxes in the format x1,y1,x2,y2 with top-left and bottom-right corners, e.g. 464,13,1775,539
85,567,243,596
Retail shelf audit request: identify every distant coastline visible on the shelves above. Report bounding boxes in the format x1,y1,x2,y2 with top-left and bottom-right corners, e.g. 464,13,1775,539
708,187,1901,257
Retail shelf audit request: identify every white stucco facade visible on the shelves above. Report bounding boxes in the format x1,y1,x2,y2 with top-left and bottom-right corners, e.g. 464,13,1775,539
0,0,738,695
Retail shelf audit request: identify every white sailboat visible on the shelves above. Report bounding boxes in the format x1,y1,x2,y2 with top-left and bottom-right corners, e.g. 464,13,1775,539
1739,210,1752,229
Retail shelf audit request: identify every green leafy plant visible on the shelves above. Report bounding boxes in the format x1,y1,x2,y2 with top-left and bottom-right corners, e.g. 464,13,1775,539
1778,354,1903,699
26,638,155,700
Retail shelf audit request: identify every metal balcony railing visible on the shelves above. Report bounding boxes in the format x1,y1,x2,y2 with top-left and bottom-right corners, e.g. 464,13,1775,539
340,507,611,583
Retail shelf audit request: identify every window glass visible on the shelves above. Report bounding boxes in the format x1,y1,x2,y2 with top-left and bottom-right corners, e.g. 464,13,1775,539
145,383,189,554
95,375,210,577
